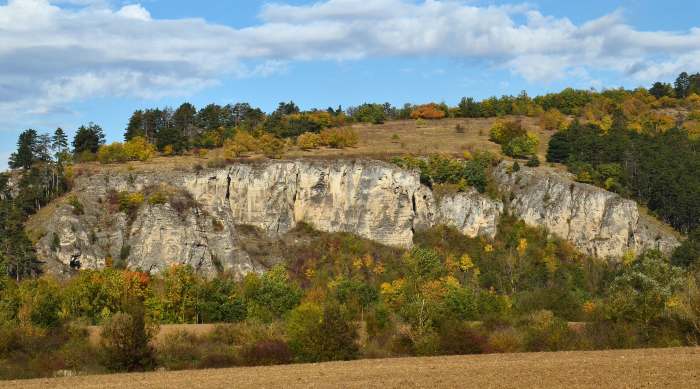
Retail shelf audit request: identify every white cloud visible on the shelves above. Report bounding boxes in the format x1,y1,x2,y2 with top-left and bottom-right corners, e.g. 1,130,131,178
116,4,150,21
1,0,699,133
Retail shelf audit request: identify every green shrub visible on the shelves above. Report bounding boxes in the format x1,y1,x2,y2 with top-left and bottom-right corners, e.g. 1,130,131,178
243,265,302,322
526,155,540,167
99,305,156,372
489,120,539,157
286,303,359,362
67,195,84,215
502,133,539,158
444,286,479,320
391,152,495,193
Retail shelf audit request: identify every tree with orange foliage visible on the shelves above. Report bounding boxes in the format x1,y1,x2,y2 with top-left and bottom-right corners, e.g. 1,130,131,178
411,103,447,120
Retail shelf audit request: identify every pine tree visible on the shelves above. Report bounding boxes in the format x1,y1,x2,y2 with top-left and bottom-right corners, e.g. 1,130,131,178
675,72,690,98
52,128,68,153
35,133,52,163
9,129,38,169
125,110,145,141
72,123,105,154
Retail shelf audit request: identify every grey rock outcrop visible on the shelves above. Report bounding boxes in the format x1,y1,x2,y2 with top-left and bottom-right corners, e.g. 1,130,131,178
35,159,502,278
492,161,679,258
33,158,680,278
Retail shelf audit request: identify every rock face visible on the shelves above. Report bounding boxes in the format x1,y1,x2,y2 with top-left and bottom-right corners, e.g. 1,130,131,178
33,159,680,278
35,160,502,278
492,161,679,258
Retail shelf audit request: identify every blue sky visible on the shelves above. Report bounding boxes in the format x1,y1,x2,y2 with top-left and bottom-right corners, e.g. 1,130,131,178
1,0,700,168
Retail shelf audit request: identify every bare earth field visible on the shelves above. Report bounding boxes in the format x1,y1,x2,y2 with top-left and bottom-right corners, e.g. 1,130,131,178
4,347,700,389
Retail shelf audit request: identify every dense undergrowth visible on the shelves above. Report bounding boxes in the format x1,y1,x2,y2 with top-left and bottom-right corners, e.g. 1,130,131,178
1,218,699,379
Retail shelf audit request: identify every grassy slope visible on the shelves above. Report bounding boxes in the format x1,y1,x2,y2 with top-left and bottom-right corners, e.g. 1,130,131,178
67,116,551,175
7,347,700,388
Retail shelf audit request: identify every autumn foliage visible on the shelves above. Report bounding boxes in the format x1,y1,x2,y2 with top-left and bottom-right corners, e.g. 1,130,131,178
411,103,447,120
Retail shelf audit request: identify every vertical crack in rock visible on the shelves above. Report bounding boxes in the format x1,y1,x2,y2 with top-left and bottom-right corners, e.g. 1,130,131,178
225,173,231,200
410,190,418,235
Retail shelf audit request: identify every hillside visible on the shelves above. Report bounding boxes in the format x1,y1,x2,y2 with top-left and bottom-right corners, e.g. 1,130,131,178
1,89,699,382
6,348,700,389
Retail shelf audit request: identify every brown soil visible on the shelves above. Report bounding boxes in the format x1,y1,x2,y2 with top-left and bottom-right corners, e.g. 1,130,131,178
5,347,700,389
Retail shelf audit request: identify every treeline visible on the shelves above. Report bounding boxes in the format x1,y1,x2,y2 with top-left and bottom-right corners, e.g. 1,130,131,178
1,128,71,280
5,72,700,169
1,218,699,378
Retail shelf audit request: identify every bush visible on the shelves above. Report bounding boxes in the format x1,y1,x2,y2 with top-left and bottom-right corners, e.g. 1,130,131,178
319,128,359,148
208,322,285,348
117,192,144,218
147,191,168,206
438,321,491,355
392,153,495,193
444,286,479,321
97,137,156,164
487,327,524,353
411,103,446,120
489,120,526,144
99,306,156,372
286,303,358,362
67,195,84,215
243,265,302,322
522,310,577,352
297,132,322,150
258,134,286,158
98,143,128,164
156,331,202,371
489,120,539,158
239,339,292,366
222,138,246,159
232,131,259,152
123,136,156,162
526,155,540,167
539,108,569,131
502,133,539,158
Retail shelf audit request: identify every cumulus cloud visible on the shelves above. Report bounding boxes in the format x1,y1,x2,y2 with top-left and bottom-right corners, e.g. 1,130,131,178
1,0,700,131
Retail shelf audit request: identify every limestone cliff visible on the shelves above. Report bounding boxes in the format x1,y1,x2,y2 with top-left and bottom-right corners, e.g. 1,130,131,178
32,159,679,278
35,160,502,277
492,161,679,258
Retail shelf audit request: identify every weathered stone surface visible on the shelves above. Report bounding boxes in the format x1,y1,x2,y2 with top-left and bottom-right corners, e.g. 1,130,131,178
492,161,679,257
33,158,679,278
